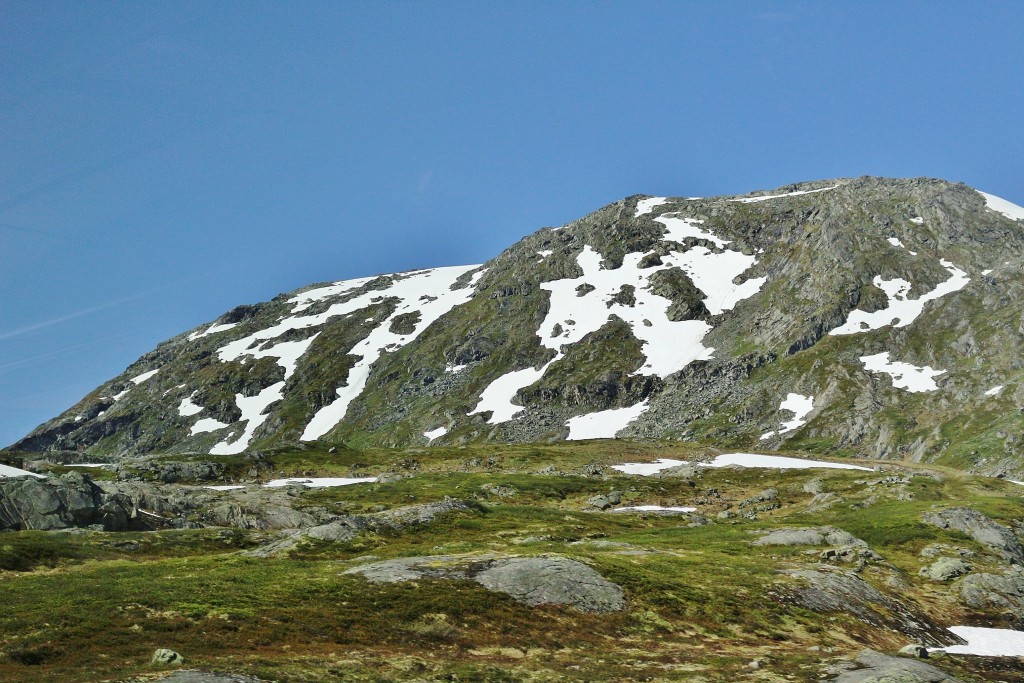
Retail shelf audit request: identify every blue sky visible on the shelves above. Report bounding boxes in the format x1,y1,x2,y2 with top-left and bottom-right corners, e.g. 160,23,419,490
1,1,1022,446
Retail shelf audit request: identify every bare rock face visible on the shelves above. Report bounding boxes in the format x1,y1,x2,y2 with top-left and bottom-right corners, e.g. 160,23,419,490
922,507,1024,564
754,526,864,547
919,557,972,582
829,649,964,682
343,553,626,613
0,472,135,531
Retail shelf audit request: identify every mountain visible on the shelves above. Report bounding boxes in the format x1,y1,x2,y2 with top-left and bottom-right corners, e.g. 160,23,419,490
11,176,1024,475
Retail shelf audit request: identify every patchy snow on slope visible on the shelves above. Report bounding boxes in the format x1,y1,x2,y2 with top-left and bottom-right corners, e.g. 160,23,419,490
985,385,1005,397
537,250,554,258
566,400,650,440
178,394,204,417
731,186,837,204
190,416,230,436
830,259,970,335
288,275,378,313
635,196,668,217
205,484,245,491
937,626,1024,656
263,476,378,488
424,426,448,441
445,364,467,374
188,322,239,340
302,265,483,440
978,191,1024,221
471,216,765,425
703,453,872,471
612,505,697,513
760,393,815,440
860,352,945,392
0,464,44,478
909,216,925,224
610,458,687,476
982,269,993,276
212,382,286,454
131,369,159,384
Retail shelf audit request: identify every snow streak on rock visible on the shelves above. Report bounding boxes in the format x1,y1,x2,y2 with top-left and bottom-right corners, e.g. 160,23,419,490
424,426,448,441
860,352,945,393
178,394,204,417
760,393,815,440
731,186,837,204
984,385,1004,397
635,196,668,217
830,259,970,336
301,265,484,441
565,400,650,440
0,464,45,479
188,322,238,340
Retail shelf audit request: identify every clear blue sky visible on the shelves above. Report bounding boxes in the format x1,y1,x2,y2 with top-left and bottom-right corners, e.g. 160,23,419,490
2,1,1022,447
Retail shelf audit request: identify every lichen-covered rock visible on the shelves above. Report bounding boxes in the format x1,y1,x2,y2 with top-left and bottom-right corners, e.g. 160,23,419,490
956,571,1024,612
0,473,136,531
754,526,864,547
151,648,184,666
919,557,971,582
830,649,964,682
343,553,625,613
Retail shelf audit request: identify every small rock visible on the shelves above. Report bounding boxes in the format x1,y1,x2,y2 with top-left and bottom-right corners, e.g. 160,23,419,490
898,644,929,659
152,648,184,666
919,557,971,582
588,495,612,510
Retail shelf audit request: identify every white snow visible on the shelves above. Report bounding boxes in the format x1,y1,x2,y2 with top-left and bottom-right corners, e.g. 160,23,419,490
424,426,448,441
211,382,286,455
761,393,815,440
860,352,945,393
887,237,917,254
978,191,1024,221
537,250,554,258
188,322,239,340
610,458,687,476
288,275,378,313
909,217,924,224
635,196,668,217
0,463,44,478
64,463,111,468
936,626,1024,657
612,505,697,513
982,269,993,276
702,453,872,471
131,369,159,384
205,484,246,491
445,364,467,374
830,259,970,335
301,265,483,440
471,218,765,425
190,416,230,436
263,476,378,488
112,388,131,401
731,186,837,204
985,385,1005,397
178,394,204,417
566,400,650,440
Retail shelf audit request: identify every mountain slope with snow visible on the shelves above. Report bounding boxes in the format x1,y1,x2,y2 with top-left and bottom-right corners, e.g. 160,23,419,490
10,177,1024,476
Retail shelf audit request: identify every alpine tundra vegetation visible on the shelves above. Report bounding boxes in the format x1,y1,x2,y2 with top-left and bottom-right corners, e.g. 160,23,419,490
3,176,1024,682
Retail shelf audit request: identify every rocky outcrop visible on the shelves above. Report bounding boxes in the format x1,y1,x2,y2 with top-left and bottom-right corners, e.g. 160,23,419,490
343,553,625,612
0,472,136,531
781,568,962,647
922,507,1024,564
754,526,865,547
829,649,964,682
956,570,1024,614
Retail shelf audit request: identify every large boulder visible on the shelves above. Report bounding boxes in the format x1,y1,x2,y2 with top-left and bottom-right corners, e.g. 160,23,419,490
0,472,135,531
754,526,864,547
957,571,1024,613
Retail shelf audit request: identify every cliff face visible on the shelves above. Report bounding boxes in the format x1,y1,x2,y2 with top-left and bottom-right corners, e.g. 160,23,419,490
13,177,1024,475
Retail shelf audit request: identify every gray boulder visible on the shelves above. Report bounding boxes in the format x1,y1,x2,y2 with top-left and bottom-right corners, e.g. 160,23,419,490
919,557,971,582
151,648,184,666
830,649,963,682
343,553,625,613
957,571,1024,612
0,473,135,531
753,526,864,547
922,507,1024,564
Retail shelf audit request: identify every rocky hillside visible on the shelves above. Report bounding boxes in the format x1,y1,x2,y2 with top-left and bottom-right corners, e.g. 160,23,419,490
11,177,1024,475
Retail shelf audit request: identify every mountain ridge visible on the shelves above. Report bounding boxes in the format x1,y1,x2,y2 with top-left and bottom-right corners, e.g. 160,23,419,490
10,176,1024,477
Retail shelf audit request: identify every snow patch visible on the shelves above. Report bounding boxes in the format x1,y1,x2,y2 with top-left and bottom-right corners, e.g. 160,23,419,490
936,626,1024,657
131,369,159,384
178,394,204,417
985,385,1004,397
445,364,467,374
978,191,1024,221
612,505,697,513
205,485,245,491
909,216,924,224
635,196,668,217
263,476,378,488
0,464,44,479
190,417,230,436
703,453,872,471
424,426,448,441
610,458,687,476
537,250,554,258
188,322,239,340
860,352,945,392
731,186,837,204
761,393,815,440
288,276,378,313
211,382,286,455
64,463,112,468
830,259,970,335
982,269,993,276
566,400,650,440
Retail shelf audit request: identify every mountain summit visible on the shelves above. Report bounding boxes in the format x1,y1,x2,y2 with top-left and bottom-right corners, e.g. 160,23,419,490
13,177,1024,474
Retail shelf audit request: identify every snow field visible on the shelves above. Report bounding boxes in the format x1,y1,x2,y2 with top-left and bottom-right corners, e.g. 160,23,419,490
566,400,650,440
860,352,945,393
760,393,815,440
611,453,871,476
978,191,1024,221
731,186,838,204
0,464,45,479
